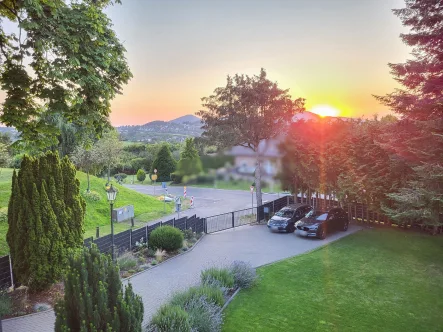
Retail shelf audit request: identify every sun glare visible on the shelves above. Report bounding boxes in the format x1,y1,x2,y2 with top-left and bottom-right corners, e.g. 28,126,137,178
310,105,340,117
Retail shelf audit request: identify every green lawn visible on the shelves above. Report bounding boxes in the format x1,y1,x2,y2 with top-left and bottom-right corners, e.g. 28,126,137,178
223,229,443,332
171,179,284,193
0,169,176,255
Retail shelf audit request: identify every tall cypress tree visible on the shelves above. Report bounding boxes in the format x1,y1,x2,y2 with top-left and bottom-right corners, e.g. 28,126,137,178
55,245,144,332
7,152,85,291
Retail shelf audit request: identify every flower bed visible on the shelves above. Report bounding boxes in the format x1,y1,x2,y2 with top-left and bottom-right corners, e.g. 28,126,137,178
118,228,204,279
1,228,204,319
146,261,257,332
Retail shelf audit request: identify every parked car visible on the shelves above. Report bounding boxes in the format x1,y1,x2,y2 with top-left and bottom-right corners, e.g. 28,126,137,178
267,204,313,233
295,207,349,239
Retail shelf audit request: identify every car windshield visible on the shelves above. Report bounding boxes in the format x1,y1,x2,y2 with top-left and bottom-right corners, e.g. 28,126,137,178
316,213,328,221
305,210,327,219
275,209,293,218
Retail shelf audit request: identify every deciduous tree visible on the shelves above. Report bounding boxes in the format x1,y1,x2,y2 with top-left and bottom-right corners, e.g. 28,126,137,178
0,0,132,149
198,68,304,205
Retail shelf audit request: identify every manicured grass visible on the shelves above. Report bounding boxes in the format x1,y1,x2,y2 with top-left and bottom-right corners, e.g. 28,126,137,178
172,179,283,193
223,229,443,332
0,169,176,255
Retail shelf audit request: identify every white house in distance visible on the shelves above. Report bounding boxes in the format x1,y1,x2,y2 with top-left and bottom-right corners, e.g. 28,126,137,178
226,111,321,183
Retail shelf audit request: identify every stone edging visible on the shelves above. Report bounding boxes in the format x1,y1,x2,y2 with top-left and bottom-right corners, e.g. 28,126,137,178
2,234,207,324
221,287,241,312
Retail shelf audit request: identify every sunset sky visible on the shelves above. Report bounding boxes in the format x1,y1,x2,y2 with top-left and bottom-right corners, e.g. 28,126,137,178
1,0,412,126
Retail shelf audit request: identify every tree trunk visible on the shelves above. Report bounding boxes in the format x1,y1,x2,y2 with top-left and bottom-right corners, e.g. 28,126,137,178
293,180,298,204
255,154,263,206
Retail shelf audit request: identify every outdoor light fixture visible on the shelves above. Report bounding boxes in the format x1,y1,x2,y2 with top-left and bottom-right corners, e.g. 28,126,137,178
106,184,118,261
106,184,118,203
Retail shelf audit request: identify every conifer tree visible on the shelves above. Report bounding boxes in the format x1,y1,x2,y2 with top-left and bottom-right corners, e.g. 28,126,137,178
151,144,177,182
375,0,443,232
7,152,85,291
176,138,203,177
55,245,144,332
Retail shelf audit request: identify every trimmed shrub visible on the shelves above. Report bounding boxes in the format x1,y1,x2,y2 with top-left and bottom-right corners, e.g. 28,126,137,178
114,173,128,181
149,226,184,252
82,190,101,202
148,304,192,332
136,169,146,183
170,285,225,308
230,261,257,289
184,296,223,332
201,267,234,289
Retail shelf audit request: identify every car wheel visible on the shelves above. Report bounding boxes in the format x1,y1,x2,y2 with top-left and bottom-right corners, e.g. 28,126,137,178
342,222,349,231
318,227,326,239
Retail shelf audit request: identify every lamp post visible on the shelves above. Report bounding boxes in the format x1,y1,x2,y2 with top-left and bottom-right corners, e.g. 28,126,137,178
106,184,118,261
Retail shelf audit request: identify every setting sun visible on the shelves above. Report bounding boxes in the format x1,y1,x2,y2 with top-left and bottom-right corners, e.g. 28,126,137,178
310,105,341,118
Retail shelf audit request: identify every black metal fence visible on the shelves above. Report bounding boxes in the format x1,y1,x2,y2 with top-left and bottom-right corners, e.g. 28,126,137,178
0,215,205,289
0,195,421,289
87,214,205,256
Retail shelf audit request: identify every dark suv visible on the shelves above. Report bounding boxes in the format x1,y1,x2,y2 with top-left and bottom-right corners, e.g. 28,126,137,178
267,204,313,233
295,207,349,239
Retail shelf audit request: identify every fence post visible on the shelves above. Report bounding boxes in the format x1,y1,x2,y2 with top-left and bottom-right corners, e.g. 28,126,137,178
160,221,163,227
8,255,13,288
145,225,148,244
354,204,357,222
129,229,132,251
96,226,100,239
204,218,207,234
131,217,134,227
231,212,235,229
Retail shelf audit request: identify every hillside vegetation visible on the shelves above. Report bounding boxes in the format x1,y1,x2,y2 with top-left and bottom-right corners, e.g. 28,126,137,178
0,168,174,255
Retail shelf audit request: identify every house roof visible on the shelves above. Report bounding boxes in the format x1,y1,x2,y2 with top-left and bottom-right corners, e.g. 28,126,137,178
227,137,283,158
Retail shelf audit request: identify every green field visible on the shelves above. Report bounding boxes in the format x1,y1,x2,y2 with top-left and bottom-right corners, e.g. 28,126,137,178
170,179,283,193
0,168,176,255
223,229,443,332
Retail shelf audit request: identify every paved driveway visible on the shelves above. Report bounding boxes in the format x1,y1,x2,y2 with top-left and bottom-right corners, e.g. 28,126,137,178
125,184,287,218
3,224,361,332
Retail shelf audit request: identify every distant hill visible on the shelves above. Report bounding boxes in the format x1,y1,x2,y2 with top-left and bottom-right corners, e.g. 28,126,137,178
169,114,201,124
117,115,203,143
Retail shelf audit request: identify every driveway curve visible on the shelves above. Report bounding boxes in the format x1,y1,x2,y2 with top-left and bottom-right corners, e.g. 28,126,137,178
3,224,361,332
